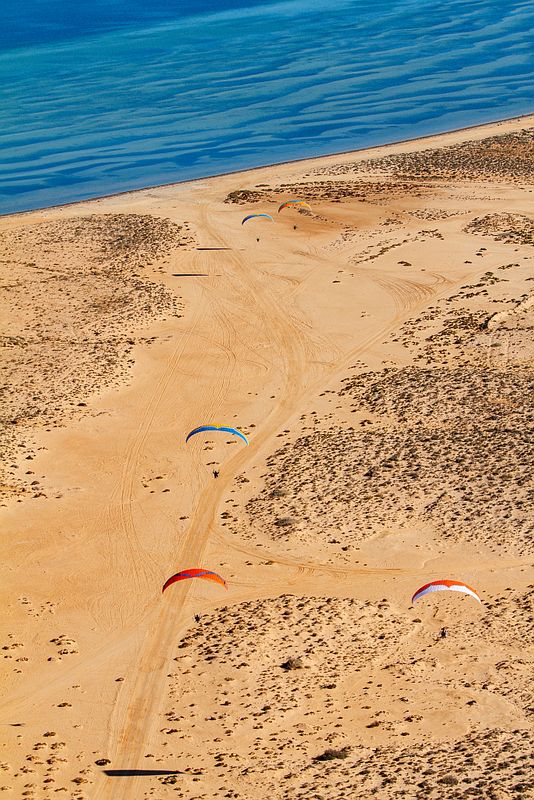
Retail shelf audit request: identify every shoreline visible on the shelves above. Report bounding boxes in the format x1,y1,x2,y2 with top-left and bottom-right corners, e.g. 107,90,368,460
3,110,533,220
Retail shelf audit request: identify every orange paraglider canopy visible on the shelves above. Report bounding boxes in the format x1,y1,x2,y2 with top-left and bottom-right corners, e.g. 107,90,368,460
278,200,312,213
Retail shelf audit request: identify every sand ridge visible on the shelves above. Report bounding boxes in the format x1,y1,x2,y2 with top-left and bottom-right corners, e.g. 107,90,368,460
0,115,533,798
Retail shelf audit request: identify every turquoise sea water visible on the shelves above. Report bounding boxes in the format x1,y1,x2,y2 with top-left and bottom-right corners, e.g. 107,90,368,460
2,0,533,214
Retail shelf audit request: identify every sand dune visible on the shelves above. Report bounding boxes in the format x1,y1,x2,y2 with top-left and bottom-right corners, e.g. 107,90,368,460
1,115,532,799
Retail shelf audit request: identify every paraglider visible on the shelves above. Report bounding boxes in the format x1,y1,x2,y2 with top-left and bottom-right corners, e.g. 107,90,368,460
411,580,481,605
162,569,227,593
185,425,249,446
278,200,312,213
242,213,273,225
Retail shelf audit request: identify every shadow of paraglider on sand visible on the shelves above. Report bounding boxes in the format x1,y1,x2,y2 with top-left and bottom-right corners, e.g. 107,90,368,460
103,769,184,777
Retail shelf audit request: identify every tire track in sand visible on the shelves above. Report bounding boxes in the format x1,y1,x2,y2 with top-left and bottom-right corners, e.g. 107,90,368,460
94,206,337,797
95,210,461,798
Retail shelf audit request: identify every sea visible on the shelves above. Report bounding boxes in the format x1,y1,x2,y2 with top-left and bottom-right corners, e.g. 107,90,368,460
1,0,533,215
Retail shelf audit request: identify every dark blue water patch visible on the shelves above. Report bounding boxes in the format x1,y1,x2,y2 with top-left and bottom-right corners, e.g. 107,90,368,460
1,0,533,215
2,0,274,50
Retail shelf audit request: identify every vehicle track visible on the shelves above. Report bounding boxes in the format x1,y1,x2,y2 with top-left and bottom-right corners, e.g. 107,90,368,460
95,206,473,798
94,203,341,796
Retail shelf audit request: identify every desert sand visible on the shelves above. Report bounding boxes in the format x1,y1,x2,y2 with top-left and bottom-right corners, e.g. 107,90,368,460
1,115,533,800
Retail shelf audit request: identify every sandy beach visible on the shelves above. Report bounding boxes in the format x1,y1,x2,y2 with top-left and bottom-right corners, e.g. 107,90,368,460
1,115,533,799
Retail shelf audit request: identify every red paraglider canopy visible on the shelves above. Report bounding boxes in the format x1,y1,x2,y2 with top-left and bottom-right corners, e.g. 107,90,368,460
162,568,227,593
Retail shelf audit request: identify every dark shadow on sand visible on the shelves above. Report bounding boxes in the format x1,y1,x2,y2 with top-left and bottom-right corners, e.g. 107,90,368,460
195,247,233,251
172,273,209,277
104,769,183,777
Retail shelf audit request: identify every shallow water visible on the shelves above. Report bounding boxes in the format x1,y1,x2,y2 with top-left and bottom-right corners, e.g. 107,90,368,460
2,0,533,214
